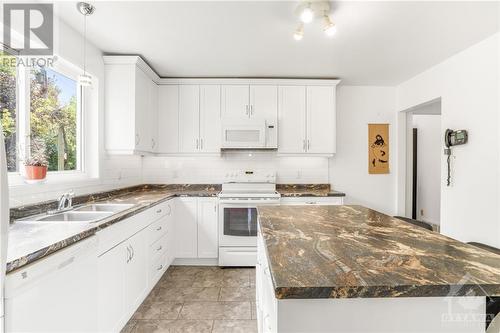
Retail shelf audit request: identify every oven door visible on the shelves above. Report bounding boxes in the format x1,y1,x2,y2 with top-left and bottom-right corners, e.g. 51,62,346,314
219,199,279,247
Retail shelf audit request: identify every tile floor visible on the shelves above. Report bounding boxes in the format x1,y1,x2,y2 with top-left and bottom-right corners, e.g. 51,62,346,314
122,266,257,333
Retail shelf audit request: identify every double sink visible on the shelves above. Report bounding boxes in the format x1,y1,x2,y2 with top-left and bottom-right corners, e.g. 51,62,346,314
20,203,135,223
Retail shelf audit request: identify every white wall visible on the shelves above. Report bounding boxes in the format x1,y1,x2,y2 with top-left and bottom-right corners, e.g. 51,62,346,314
142,154,329,184
396,32,500,247
8,16,143,207
412,114,441,225
329,86,397,215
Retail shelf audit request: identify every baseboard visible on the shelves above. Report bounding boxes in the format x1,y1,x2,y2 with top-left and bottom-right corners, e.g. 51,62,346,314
172,258,219,266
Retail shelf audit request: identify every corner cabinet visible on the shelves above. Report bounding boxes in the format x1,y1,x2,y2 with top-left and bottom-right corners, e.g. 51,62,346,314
104,56,159,155
278,85,337,156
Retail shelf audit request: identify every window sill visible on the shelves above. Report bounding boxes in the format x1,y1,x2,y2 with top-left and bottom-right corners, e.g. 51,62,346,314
8,172,101,197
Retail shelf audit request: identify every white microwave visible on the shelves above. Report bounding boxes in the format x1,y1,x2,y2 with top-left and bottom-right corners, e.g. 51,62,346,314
221,119,277,150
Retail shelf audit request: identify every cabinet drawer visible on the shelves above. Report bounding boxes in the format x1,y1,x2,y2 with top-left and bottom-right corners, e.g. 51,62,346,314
280,196,343,205
97,210,152,255
148,217,168,245
151,200,173,221
149,233,167,264
148,252,168,288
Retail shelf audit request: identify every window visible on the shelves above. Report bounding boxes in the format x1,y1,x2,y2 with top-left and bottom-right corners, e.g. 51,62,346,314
0,54,83,176
30,67,80,171
0,52,18,172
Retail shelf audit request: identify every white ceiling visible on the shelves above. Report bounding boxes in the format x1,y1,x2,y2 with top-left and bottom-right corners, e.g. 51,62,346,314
56,1,499,85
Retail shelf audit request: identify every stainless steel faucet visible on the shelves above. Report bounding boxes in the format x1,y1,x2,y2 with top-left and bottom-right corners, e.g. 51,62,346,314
49,191,75,214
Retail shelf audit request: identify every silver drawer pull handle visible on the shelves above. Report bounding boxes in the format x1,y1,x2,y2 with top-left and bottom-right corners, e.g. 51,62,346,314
306,202,316,204
157,265,163,271
58,256,75,269
156,246,162,251
156,209,162,214
156,226,162,231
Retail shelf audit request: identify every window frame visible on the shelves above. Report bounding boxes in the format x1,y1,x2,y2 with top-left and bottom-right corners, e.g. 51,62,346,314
6,55,88,185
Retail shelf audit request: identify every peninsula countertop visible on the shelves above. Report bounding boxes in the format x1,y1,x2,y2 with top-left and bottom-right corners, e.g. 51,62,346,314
257,205,500,299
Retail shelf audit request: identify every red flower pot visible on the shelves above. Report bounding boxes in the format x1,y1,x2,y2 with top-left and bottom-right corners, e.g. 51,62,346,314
24,165,48,180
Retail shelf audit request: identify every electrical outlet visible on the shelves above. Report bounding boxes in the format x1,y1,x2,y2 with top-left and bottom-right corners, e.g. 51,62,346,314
420,209,424,217
296,171,301,179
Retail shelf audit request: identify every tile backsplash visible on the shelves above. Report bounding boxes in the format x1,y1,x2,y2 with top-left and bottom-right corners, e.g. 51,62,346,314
142,152,329,184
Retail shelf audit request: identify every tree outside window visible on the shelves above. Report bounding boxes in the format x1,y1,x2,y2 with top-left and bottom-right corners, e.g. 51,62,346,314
0,53,18,172
0,54,81,175
30,67,78,171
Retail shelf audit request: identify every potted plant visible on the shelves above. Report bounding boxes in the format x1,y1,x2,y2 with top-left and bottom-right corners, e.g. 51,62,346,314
24,138,48,181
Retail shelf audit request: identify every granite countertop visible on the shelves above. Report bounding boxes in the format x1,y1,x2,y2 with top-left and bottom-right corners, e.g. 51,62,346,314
277,184,345,197
7,184,220,273
257,205,500,299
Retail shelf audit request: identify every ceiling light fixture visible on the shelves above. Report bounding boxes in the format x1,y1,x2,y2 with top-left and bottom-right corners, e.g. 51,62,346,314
323,15,337,37
293,23,304,41
300,4,314,23
293,1,337,41
77,2,95,87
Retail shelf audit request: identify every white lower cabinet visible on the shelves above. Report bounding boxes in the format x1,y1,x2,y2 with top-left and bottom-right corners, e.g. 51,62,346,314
175,197,199,258
5,237,99,333
124,230,148,313
197,198,219,258
175,197,218,260
97,242,126,332
98,230,148,332
97,200,173,332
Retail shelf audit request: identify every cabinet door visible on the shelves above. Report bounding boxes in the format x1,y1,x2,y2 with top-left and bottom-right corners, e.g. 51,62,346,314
278,86,307,154
175,198,198,258
149,79,159,153
166,200,176,266
306,86,336,154
200,85,221,153
250,85,277,120
98,243,126,332
197,198,218,258
158,85,179,153
222,85,249,119
124,230,148,315
178,85,200,153
135,67,152,152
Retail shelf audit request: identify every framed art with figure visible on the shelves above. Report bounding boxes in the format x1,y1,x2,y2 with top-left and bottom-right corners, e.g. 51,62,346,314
368,123,389,174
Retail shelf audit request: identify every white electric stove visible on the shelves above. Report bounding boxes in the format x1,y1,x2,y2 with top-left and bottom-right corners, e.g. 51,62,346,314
218,170,280,266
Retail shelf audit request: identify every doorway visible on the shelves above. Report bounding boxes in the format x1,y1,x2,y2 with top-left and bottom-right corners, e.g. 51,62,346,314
402,99,442,228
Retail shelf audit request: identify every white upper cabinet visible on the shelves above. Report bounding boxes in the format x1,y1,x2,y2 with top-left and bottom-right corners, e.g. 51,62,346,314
250,85,278,119
222,85,278,120
278,86,307,154
102,58,339,156
104,56,159,155
306,86,336,154
178,85,201,153
278,84,337,155
149,78,159,153
177,84,221,154
199,85,221,153
222,85,249,119
157,85,179,154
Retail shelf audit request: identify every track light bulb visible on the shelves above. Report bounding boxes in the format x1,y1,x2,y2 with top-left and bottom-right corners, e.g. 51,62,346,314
300,5,314,23
293,23,304,41
323,15,337,37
